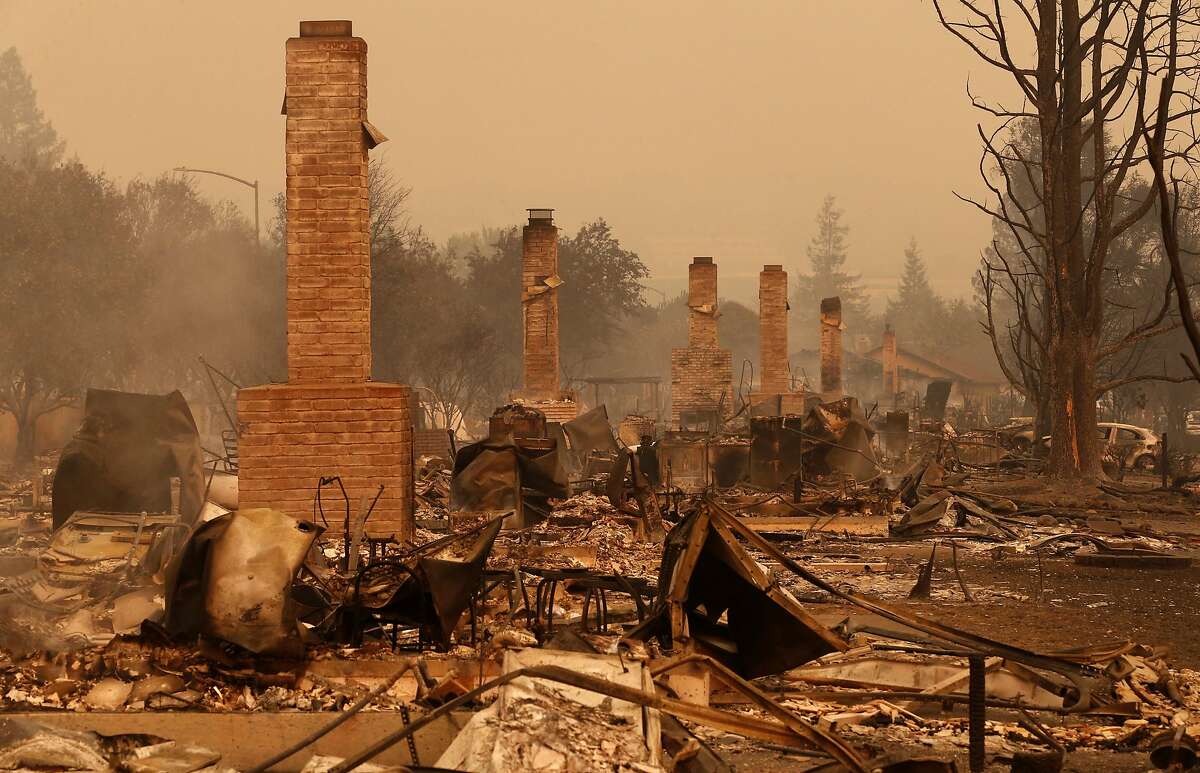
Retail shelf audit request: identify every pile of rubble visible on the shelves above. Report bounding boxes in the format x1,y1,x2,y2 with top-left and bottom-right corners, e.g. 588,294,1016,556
2,388,1200,772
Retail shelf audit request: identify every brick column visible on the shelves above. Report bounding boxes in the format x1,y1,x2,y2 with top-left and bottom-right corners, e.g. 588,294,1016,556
284,22,371,383
671,257,733,428
237,20,413,540
819,296,843,399
882,324,899,397
687,257,718,348
522,209,559,401
758,265,789,395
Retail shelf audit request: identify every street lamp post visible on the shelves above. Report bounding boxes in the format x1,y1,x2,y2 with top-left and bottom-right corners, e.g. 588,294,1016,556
173,166,260,243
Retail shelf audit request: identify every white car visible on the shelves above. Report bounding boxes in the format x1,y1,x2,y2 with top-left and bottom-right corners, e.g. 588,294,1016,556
1035,422,1160,470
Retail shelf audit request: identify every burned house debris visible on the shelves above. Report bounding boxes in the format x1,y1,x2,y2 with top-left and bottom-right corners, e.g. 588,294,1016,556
8,9,1200,773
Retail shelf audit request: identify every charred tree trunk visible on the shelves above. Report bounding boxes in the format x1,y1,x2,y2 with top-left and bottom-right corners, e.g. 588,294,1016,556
12,402,36,468
1039,0,1104,479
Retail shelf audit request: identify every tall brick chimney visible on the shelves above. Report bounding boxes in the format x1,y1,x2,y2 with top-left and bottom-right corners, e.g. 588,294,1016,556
670,257,733,428
687,257,719,348
882,324,899,397
283,20,371,383
819,296,843,399
758,265,789,395
521,209,559,401
237,20,414,540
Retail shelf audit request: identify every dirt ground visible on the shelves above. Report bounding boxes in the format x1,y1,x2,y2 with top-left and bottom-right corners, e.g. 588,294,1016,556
914,556,1200,669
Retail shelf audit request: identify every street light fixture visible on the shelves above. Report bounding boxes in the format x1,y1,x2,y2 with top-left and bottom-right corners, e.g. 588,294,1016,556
173,166,260,243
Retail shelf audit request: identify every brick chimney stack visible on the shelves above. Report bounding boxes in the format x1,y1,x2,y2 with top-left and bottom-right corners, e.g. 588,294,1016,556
670,257,733,428
284,20,371,383
819,296,843,399
236,21,414,540
521,209,559,401
882,324,899,397
758,265,789,395
687,257,718,348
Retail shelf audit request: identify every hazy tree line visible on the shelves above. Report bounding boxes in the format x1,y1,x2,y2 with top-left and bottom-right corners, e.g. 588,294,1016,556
11,9,1196,481
791,195,984,379
0,47,285,463
0,44,1006,466
0,46,660,459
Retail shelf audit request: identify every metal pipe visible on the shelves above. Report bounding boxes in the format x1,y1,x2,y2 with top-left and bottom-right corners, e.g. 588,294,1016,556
969,655,986,772
173,167,260,243
247,659,416,772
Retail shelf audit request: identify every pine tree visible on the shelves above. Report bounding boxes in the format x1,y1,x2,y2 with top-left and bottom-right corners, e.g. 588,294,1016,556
0,47,64,166
793,196,871,343
897,239,936,308
886,238,945,351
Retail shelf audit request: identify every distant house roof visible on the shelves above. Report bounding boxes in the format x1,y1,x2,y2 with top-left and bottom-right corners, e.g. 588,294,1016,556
862,345,1005,386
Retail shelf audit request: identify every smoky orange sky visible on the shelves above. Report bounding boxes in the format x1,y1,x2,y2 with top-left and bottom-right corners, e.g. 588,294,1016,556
0,1,1011,307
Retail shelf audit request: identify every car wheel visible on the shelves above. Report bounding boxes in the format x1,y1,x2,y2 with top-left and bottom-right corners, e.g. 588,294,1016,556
1012,437,1031,453
1134,454,1156,472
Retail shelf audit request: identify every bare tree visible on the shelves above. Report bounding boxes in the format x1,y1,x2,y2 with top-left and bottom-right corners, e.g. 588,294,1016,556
935,0,1195,477
1136,1,1200,381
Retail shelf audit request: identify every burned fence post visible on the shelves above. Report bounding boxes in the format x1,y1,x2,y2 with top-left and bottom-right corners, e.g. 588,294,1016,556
1162,431,1169,488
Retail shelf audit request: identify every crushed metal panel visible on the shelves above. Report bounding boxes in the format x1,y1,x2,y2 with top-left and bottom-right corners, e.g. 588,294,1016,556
708,441,749,488
499,648,661,757
204,507,322,656
51,389,206,530
417,518,504,647
562,404,619,471
0,717,109,771
749,416,806,488
40,511,184,582
924,380,953,420
828,421,878,480
798,397,879,482
894,491,953,536
791,656,1066,709
437,649,661,771
450,446,521,513
635,509,845,679
659,436,710,491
